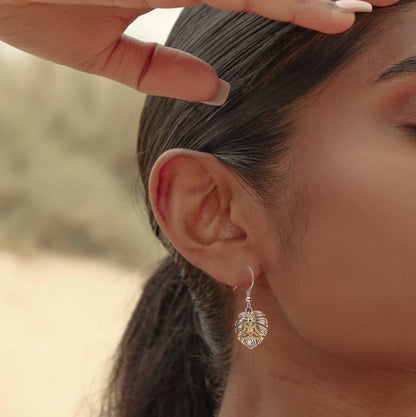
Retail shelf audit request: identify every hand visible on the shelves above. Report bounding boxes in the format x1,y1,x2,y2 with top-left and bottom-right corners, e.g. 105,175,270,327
0,0,398,105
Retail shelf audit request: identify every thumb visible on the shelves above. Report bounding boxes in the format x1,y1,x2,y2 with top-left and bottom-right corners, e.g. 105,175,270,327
89,34,230,106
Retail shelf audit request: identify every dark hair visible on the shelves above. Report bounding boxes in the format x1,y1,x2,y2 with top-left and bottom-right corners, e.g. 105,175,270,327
100,2,413,417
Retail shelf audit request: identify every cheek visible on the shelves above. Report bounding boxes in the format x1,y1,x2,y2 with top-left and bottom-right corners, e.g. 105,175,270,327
281,130,416,368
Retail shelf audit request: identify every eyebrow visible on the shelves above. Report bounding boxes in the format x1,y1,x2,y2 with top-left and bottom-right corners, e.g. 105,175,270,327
377,55,416,82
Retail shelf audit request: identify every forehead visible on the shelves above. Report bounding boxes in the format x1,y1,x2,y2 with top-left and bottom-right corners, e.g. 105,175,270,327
305,5,416,102
289,5,416,154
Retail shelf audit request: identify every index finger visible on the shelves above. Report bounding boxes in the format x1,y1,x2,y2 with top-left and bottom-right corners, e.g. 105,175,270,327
145,0,375,34
26,0,384,33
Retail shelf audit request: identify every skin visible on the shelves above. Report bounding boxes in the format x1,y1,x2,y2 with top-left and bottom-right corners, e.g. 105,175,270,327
0,0,398,104
149,5,416,417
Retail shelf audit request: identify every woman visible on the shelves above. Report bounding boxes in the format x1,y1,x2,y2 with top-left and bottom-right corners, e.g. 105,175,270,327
0,0,411,416
101,1,416,417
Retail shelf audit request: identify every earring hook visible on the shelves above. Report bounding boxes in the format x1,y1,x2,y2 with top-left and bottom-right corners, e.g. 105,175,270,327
246,266,255,296
232,266,255,293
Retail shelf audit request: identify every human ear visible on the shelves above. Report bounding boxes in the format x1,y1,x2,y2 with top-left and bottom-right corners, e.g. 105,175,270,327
148,148,264,288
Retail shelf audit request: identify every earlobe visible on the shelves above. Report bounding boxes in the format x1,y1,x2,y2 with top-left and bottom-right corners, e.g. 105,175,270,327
148,148,264,287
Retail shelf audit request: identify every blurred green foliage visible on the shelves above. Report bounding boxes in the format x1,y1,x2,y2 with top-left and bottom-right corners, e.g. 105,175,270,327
0,52,166,270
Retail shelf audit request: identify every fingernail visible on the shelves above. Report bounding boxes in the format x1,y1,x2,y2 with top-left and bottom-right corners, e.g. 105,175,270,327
201,79,230,106
333,0,372,12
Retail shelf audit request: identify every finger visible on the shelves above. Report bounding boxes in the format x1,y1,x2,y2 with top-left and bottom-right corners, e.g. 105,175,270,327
152,0,365,34
369,0,399,5
142,0,364,34
88,35,228,105
204,0,360,34
18,0,371,33
14,0,199,7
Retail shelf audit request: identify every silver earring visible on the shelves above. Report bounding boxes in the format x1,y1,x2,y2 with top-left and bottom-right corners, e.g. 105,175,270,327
234,266,268,350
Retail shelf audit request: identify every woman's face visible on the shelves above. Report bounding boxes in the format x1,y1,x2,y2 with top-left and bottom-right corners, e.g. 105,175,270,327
264,6,416,370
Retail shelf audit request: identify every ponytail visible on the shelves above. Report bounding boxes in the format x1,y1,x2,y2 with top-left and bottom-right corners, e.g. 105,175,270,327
101,256,218,417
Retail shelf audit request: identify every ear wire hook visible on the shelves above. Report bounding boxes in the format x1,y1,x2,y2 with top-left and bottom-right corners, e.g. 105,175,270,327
246,266,255,297
232,266,255,293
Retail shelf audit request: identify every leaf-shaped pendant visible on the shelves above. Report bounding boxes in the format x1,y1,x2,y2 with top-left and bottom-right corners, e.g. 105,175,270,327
235,310,268,349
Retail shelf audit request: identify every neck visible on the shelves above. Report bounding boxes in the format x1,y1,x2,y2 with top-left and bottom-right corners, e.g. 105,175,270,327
217,299,416,417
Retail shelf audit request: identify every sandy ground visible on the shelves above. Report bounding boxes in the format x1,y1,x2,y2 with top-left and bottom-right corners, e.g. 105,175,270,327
0,250,145,417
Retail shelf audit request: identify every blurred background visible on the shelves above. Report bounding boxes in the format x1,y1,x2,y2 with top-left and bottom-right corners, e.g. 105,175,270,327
0,8,182,417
